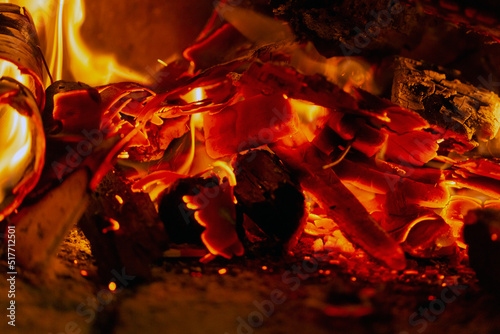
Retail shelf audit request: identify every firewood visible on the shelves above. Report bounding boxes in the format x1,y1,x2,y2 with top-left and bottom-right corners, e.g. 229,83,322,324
158,175,219,245
10,169,90,271
203,93,299,159
402,0,500,41
391,57,500,153
78,169,168,284
0,77,45,221
0,4,45,107
232,150,306,248
464,208,500,295
271,141,407,270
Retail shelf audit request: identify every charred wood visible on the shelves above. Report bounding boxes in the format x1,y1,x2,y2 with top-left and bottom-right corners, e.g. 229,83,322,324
391,57,500,153
464,208,500,296
232,150,306,248
158,175,219,245
78,169,167,284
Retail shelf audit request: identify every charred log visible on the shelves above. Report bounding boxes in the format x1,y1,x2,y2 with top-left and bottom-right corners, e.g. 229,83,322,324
232,150,306,248
42,80,99,134
391,57,500,153
271,0,420,57
158,175,219,245
78,169,167,284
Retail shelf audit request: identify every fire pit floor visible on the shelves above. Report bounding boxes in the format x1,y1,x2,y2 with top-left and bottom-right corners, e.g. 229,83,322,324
1,228,500,334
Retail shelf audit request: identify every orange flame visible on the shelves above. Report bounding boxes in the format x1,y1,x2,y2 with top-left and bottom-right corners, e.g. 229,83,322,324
8,0,147,86
181,87,207,104
0,105,34,207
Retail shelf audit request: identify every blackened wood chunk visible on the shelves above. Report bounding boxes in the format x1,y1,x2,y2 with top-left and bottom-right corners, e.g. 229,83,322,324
271,0,425,57
78,169,168,285
158,175,219,244
43,80,96,133
233,150,305,245
464,209,500,296
392,57,500,152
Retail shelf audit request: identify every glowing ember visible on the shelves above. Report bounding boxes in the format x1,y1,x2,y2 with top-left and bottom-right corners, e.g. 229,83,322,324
5,0,500,281
108,281,117,291
102,217,120,234
115,195,124,205
182,179,244,259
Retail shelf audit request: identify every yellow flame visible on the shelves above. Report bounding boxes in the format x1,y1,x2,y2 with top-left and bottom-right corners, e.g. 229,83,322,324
0,105,34,204
181,87,207,104
0,61,35,93
8,0,147,86
288,98,329,123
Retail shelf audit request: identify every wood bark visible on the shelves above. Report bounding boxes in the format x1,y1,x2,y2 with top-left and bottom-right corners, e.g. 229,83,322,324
391,57,500,152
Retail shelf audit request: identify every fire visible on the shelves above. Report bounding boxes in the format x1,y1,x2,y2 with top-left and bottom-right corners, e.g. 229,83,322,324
0,106,33,207
8,0,147,86
181,87,207,104
0,78,45,221
0,62,33,92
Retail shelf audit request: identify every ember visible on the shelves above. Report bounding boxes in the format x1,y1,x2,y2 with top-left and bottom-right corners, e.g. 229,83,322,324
1,0,500,333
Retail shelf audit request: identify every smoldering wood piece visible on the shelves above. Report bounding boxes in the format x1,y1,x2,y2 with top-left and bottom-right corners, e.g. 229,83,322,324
402,0,500,41
158,175,219,245
78,169,168,285
391,57,500,151
464,209,500,296
232,150,305,247
271,0,423,57
42,80,97,133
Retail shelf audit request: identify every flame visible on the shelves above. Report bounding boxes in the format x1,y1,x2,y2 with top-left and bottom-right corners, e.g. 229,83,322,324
288,98,328,141
0,105,34,205
8,0,147,86
181,88,207,104
0,61,35,94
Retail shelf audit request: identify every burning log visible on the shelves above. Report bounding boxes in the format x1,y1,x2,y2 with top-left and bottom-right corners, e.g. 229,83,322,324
391,57,500,153
271,141,407,270
158,175,218,245
232,150,306,248
0,4,46,221
203,93,299,159
182,177,244,260
9,168,89,271
78,169,168,284
0,4,45,107
0,77,45,221
446,158,500,199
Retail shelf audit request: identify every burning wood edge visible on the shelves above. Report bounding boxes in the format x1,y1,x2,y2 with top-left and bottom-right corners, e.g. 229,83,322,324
0,77,45,222
6,0,500,282
271,143,407,271
0,4,45,108
9,168,90,272
77,169,168,284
